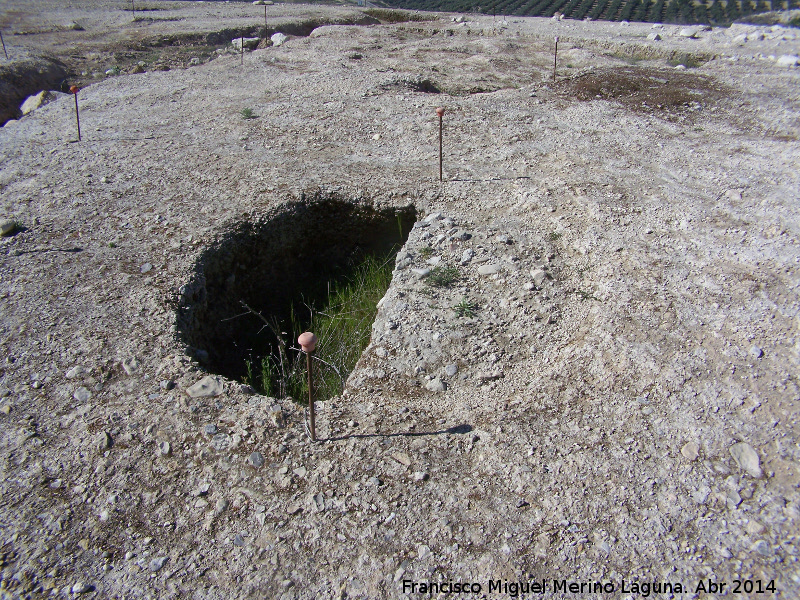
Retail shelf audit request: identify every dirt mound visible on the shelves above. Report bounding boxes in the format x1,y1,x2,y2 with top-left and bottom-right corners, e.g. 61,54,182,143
0,56,69,125
559,66,728,114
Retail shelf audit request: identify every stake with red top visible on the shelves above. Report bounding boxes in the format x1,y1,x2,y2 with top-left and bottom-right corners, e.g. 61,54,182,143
298,332,317,441
70,86,81,142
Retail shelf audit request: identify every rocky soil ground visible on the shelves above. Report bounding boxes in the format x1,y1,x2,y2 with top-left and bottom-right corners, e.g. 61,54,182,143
0,1,799,599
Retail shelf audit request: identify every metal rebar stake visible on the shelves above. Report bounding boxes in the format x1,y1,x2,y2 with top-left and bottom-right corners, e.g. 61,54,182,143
70,86,81,142
436,107,444,181
553,36,559,82
0,31,8,60
298,332,317,441
264,6,268,39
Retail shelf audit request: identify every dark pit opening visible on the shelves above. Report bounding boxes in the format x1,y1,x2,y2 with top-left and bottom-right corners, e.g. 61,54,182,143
176,196,416,399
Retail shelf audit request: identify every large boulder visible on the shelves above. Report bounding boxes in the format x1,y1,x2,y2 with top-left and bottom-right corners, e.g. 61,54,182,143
0,56,68,125
20,90,66,115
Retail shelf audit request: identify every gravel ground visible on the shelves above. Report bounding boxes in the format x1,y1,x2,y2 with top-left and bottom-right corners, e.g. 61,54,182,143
1,2,799,599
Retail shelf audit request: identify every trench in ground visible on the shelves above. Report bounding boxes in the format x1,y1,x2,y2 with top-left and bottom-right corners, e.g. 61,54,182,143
176,197,417,401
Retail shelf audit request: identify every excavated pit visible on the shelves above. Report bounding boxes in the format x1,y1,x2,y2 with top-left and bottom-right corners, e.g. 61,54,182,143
176,197,417,387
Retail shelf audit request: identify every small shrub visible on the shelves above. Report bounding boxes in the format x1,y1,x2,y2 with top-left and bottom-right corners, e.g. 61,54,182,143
419,246,434,259
426,265,459,288
549,232,562,241
454,297,478,318
241,108,256,119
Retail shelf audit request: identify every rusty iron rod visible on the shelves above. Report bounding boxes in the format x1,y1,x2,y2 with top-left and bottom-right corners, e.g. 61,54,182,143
553,36,559,82
0,31,8,60
436,107,444,181
306,351,316,441
71,87,81,142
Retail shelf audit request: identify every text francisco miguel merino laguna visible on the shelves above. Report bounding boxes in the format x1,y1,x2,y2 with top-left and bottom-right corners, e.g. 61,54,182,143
402,578,688,596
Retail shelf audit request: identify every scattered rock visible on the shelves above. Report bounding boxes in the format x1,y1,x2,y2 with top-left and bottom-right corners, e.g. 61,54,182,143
248,451,264,468
71,582,92,594
0,219,17,236
445,364,458,377
729,442,762,478
751,540,771,556
232,37,260,51
149,556,168,572
647,33,662,41
530,269,547,287
121,357,140,375
96,431,112,451
678,27,699,38
203,424,218,436
271,33,288,47
776,54,799,67
158,441,171,457
477,263,503,276
159,380,175,390
391,452,412,467
186,376,224,398
681,441,699,461
478,371,503,382
425,378,447,392
73,387,91,402
746,520,765,535
131,64,145,74
20,90,61,115
140,263,152,274
749,345,763,359
66,366,86,379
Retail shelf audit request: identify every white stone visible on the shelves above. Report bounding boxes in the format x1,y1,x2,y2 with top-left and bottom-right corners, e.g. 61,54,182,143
477,263,502,276
776,55,799,67
186,376,224,398
66,366,86,379
647,33,662,41
121,357,140,375
73,387,91,402
425,378,446,392
20,91,61,115
679,28,699,38
729,442,762,478
0,219,16,236
681,441,699,461
271,33,288,47
530,269,547,287
232,37,260,51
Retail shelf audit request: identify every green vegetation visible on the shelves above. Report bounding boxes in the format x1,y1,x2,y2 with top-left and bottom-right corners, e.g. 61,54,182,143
419,246,434,259
454,297,478,318
364,8,436,23
549,231,562,241
243,253,395,403
241,108,256,119
426,265,460,288
380,0,785,25
667,53,702,68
